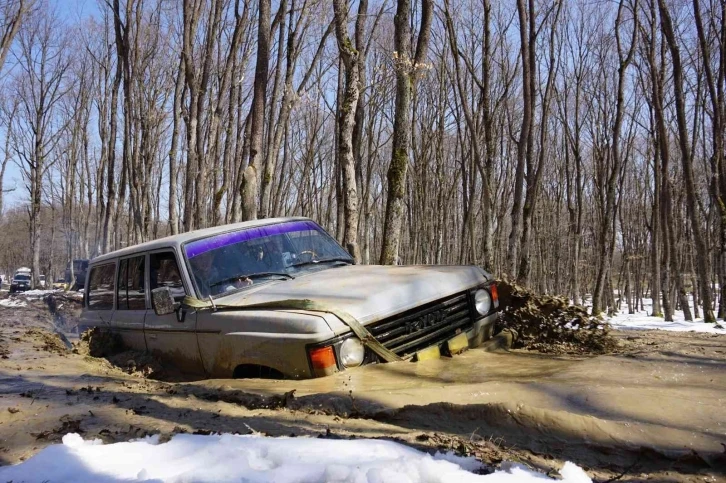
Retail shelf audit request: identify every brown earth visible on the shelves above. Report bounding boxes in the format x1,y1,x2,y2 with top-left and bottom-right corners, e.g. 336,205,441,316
496,280,619,355
0,291,724,482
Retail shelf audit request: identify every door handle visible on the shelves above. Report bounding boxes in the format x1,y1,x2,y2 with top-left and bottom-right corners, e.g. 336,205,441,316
148,333,157,339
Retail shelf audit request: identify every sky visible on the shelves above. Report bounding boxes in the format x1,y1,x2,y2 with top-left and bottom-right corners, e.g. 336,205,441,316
2,0,103,209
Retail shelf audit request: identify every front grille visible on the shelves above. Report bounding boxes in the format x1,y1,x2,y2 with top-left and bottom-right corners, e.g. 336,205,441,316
367,292,475,358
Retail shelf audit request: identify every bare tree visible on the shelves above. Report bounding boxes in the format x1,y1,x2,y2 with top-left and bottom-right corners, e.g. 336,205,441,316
0,0,32,70
380,0,433,265
591,0,639,315
240,0,270,221
331,0,369,262
657,0,716,321
11,6,70,287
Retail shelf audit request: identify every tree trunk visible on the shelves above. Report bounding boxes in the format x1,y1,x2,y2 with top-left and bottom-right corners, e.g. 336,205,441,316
240,0,270,221
658,0,716,321
380,0,432,265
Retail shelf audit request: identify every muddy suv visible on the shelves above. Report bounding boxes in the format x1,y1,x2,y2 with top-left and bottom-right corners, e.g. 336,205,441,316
80,218,499,379
9,273,31,293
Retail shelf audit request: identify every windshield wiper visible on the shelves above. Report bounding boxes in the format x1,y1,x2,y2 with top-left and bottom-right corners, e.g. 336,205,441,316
209,272,294,288
246,271,295,280
290,257,354,269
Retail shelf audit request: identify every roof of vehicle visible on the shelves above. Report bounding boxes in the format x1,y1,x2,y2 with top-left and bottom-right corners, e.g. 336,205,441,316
90,216,311,265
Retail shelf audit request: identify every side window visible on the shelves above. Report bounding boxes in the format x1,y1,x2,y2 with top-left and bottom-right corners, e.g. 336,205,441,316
117,256,146,310
87,263,116,310
150,252,187,301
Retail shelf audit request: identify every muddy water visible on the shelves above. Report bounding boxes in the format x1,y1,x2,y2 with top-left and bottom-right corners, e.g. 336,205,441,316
2,297,726,481
201,336,726,462
206,349,580,407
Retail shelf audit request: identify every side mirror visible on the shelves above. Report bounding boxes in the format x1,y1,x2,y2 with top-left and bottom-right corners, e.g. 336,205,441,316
151,287,178,316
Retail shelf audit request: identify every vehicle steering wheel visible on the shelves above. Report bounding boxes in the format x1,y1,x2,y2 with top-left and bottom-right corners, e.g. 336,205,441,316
299,250,317,263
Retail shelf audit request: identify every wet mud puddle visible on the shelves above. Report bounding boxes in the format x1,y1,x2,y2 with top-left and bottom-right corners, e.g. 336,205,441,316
1,296,725,482
208,348,580,405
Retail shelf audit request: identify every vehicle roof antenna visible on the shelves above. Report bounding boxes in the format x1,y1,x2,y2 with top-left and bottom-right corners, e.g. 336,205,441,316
208,295,217,312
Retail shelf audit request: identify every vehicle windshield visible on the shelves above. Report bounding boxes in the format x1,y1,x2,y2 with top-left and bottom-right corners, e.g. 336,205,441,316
14,274,30,281
185,220,353,299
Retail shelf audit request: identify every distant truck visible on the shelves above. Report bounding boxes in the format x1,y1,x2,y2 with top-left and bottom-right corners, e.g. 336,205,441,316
14,267,31,277
9,268,46,291
10,268,31,293
64,259,89,291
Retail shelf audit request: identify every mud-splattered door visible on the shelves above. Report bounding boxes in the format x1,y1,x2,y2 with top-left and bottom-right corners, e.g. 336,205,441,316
144,251,204,374
112,255,148,351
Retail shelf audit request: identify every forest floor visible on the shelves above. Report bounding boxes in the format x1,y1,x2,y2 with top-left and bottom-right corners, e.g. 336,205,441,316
0,290,724,482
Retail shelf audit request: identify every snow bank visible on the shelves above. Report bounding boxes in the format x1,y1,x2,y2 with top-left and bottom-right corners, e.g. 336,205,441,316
607,297,726,334
0,298,26,307
0,433,592,483
22,289,63,298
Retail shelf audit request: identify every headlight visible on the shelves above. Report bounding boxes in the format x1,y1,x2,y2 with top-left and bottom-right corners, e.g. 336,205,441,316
474,289,492,315
340,338,365,368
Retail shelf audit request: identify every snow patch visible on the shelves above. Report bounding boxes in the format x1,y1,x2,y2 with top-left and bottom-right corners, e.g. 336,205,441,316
22,289,62,298
0,298,27,308
0,433,592,483
606,297,726,335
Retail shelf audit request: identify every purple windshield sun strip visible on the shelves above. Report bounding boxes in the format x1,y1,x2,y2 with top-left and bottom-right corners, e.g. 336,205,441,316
185,220,320,259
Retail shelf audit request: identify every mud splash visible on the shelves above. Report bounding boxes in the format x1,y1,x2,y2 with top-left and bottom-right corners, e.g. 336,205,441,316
496,280,618,354
73,328,166,378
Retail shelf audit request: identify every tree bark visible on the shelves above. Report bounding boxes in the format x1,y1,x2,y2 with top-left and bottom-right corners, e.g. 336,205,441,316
380,0,432,265
240,0,271,221
657,0,716,321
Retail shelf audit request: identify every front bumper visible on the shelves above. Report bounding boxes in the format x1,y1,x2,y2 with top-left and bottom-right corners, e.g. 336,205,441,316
308,311,499,377
11,285,30,292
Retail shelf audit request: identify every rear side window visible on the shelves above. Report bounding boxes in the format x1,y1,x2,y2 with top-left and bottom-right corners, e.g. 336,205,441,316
118,256,146,310
87,263,116,310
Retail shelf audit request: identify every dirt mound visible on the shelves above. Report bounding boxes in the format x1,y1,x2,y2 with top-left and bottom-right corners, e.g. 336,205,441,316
496,280,618,354
25,328,70,355
73,327,125,357
73,328,166,378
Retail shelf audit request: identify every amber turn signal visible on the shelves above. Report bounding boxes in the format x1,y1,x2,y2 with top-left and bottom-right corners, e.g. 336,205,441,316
490,283,498,304
309,345,337,371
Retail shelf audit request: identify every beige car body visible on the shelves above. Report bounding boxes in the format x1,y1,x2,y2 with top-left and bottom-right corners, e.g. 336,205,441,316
80,217,499,379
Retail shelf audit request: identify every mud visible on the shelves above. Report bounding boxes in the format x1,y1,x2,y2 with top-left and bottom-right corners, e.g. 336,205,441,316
0,292,725,482
73,328,177,379
496,280,619,354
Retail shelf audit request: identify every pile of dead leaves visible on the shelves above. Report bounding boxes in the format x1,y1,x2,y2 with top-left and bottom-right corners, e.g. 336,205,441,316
495,280,618,355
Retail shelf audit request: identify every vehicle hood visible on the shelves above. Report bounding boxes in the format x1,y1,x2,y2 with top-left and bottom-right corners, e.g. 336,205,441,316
214,265,490,333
